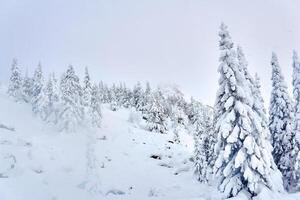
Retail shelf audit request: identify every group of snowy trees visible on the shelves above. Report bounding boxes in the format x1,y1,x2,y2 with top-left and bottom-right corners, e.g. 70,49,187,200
8,63,102,131
8,61,210,136
193,23,300,198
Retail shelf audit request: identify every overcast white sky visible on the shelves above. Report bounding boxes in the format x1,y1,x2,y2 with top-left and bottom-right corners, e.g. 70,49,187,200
0,0,299,105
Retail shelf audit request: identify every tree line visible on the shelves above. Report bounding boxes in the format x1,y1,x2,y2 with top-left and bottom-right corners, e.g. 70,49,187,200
7,61,212,138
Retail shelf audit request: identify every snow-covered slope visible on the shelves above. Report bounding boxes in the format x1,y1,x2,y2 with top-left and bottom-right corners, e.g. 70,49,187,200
1,86,300,200
0,86,217,200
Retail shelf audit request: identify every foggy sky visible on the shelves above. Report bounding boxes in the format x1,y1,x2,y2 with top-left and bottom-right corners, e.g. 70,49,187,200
1,0,300,105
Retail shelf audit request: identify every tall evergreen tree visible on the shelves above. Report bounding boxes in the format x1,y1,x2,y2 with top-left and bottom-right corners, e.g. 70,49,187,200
88,84,102,128
291,50,300,190
22,69,33,103
49,73,60,124
36,77,52,120
82,67,92,107
132,82,143,110
59,66,84,132
194,109,213,183
31,63,44,114
253,73,268,130
213,24,281,198
145,90,168,134
293,50,300,144
269,52,298,189
237,47,269,133
8,59,22,100
237,46,276,170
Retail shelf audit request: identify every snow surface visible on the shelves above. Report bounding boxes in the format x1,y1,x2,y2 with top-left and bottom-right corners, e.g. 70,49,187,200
0,86,300,200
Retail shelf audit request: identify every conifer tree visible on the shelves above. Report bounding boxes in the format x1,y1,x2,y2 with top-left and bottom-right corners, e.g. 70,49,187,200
22,69,33,103
122,83,132,108
140,82,151,114
293,51,300,144
194,109,213,183
31,63,44,114
49,73,60,124
59,66,84,132
8,59,22,100
213,24,281,198
109,84,118,111
37,77,52,120
88,84,102,128
290,50,300,190
269,52,298,189
132,82,143,110
253,73,268,130
82,67,92,107
145,90,168,134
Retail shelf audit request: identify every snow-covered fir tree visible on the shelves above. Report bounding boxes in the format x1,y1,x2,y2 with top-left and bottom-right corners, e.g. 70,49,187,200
253,73,269,132
237,45,277,169
194,109,213,183
170,106,187,143
82,67,92,107
59,66,84,132
88,84,102,128
122,84,133,108
291,50,300,190
269,52,299,190
109,84,118,111
31,63,44,114
293,50,300,145
237,47,269,133
48,73,60,124
145,90,168,134
22,69,33,103
36,76,52,121
132,82,144,110
213,23,282,198
7,59,22,100
139,82,152,114
185,97,203,125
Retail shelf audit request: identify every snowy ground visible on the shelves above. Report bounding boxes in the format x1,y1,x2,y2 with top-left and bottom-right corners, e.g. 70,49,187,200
0,87,300,200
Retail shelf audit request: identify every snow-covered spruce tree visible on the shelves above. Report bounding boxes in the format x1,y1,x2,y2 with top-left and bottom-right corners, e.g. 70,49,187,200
253,73,269,132
139,82,152,114
22,69,33,103
109,84,118,111
170,106,187,143
145,90,168,134
7,59,22,100
237,46,269,132
122,84,133,108
59,66,84,132
114,83,125,107
213,24,282,198
82,67,92,107
132,82,144,110
269,52,298,190
237,46,277,169
31,63,44,114
194,109,213,183
88,84,102,128
293,51,300,145
36,76,53,121
98,81,105,103
185,97,204,125
291,50,300,190
48,73,60,124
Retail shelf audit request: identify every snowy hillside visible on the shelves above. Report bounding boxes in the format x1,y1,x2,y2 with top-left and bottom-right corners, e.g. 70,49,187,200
0,85,216,200
1,84,300,200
